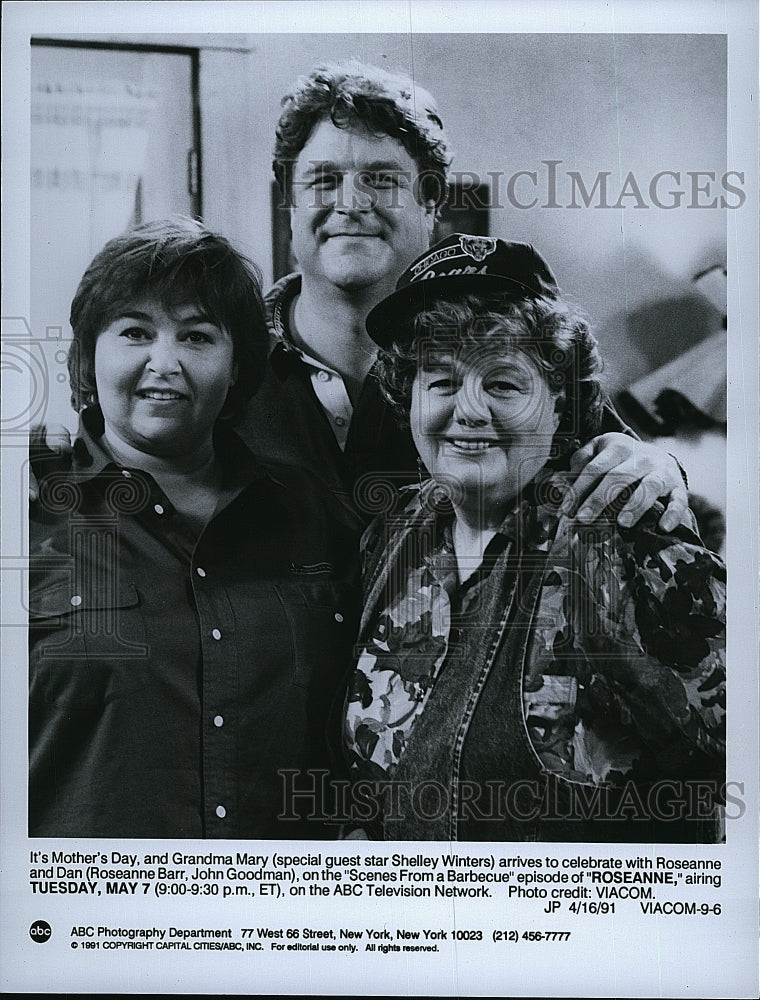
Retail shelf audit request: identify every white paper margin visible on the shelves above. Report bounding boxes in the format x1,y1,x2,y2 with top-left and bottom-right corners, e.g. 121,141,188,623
2,2,758,996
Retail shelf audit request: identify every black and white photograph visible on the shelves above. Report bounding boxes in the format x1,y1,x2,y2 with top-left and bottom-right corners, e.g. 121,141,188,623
2,1,758,996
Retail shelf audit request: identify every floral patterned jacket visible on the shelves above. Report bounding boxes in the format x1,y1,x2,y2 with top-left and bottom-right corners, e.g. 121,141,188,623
344,476,726,842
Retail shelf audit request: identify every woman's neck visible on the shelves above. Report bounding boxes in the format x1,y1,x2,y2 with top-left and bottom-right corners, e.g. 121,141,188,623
103,428,217,478
451,514,500,585
102,428,222,531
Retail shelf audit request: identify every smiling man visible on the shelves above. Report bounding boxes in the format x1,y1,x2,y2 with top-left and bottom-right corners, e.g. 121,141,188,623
240,61,689,529
290,121,435,300
31,62,689,526
241,63,445,503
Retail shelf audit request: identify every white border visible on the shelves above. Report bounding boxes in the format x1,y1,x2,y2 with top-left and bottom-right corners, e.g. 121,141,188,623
2,2,758,996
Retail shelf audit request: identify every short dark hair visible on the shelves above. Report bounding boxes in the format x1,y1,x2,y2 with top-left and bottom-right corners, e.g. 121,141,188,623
68,217,268,423
273,60,452,209
375,292,605,450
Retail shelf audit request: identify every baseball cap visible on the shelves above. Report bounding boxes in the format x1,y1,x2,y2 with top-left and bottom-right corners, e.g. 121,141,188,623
366,233,557,347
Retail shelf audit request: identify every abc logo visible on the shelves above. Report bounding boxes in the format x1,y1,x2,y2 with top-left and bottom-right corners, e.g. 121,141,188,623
29,920,52,943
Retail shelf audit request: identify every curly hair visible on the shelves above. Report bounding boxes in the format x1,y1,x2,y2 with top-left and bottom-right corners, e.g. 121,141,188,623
68,217,269,424
273,60,452,209
374,291,605,451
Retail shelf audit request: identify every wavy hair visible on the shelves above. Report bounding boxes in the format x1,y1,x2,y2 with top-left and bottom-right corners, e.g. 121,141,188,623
374,291,605,451
68,218,268,423
273,60,452,209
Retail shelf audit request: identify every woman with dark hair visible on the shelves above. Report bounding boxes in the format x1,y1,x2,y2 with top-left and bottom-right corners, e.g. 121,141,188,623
342,234,726,843
29,218,359,839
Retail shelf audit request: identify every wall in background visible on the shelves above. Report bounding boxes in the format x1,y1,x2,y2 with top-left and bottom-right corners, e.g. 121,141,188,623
234,33,728,394
33,31,727,423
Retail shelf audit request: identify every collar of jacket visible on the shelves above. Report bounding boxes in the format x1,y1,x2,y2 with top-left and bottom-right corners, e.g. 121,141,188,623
264,271,301,348
359,470,569,636
265,271,327,380
412,471,566,548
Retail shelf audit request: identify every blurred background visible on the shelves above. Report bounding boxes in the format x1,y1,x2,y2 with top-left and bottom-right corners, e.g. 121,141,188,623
30,32,728,545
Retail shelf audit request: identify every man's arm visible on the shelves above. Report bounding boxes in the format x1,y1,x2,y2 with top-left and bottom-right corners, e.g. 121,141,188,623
29,422,691,533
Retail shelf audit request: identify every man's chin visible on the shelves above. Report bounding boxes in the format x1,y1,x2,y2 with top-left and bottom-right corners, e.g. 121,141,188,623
321,246,392,283
326,269,392,295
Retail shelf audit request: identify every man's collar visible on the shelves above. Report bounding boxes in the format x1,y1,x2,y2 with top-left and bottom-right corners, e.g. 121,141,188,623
264,271,302,349
265,271,325,375
265,271,359,382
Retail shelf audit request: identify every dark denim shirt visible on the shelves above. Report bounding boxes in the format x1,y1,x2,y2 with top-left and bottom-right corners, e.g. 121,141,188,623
29,408,361,838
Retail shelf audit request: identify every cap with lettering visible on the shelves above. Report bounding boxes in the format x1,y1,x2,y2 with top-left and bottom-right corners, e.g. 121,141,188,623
366,233,557,347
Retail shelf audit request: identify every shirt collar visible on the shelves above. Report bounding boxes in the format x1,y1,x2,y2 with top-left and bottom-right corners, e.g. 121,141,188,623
69,406,117,480
264,271,369,381
71,406,267,490
265,271,301,351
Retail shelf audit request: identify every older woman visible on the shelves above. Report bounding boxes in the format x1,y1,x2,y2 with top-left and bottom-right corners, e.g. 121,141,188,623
342,234,726,842
29,219,359,838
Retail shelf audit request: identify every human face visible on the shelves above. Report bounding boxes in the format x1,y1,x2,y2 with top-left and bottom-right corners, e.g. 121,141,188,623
93,298,237,460
411,344,562,525
289,119,436,297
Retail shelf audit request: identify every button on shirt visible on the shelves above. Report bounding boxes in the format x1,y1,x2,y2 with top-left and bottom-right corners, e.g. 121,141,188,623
28,409,360,839
290,346,354,451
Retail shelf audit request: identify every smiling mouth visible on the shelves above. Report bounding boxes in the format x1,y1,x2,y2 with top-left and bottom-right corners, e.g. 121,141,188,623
326,232,381,239
446,439,499,453
137,389,187,401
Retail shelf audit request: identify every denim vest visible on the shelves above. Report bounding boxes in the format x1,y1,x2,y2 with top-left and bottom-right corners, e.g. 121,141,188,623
355,482,725,843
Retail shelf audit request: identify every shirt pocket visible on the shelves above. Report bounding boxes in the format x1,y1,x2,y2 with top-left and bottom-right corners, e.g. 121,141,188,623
274,581,357,691
29,576,150,708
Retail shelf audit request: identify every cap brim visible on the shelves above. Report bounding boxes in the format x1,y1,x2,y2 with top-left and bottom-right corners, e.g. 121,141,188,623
366,273,547,347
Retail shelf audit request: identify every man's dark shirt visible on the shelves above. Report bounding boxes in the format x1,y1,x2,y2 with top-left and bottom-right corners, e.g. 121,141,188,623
238,274,423,513
29,408,360,838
